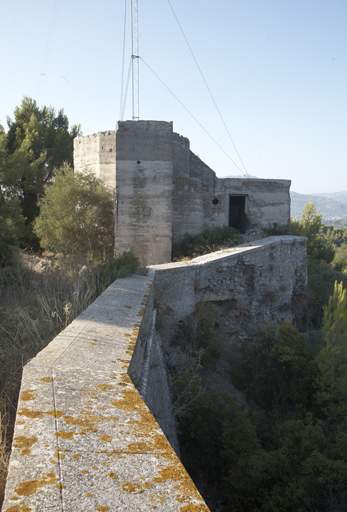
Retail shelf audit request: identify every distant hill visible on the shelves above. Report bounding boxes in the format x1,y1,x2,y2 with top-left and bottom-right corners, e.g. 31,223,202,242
291,191,347,224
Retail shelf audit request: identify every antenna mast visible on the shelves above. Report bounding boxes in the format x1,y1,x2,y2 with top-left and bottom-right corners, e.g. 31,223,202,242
131,0,140,120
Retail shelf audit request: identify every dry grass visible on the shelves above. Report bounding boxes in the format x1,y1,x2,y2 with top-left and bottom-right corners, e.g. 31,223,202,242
0,250,138,506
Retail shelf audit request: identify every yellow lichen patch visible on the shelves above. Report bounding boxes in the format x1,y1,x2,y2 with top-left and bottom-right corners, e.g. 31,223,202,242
14,480,40,496
96,507,110,512
40,377,53,383
4,504,32,512
72,454,81,460
55,483,66,490
179,505,209,512
93,338,98,341
142,482,152,489
17,409,43,419
111,388,146,413
121,482,144,494
152,435,176,457
158,465,188,482
81,470,88,474
86,493,93,497
14,473,58,496
90,343,97,346
127,442,152,453
54,450,66,459
149,493,166,503
152,477,165,484
92,466,99,470
96,384,114,391
79,427,98,435
14,436,38,456
45,410,65,418
107,471,118,479
50,460,58,464
55,432,74,440
20,390,35,401
100,435,111,442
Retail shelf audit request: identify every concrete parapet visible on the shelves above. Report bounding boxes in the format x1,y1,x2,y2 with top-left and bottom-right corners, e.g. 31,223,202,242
2,274,208,512
2,236,307,511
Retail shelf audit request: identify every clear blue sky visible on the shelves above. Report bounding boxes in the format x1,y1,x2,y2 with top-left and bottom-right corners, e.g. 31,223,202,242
1,0,346,194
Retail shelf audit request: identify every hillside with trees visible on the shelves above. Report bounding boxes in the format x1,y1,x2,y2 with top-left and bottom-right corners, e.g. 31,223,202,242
163,201,347,512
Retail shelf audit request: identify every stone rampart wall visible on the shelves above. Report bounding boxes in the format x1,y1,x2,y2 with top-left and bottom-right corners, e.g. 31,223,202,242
2,236,306,511
150,236,307,336
2,273,207,512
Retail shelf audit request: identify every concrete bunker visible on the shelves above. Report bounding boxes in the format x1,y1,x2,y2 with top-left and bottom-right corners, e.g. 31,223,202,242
74,120,291,266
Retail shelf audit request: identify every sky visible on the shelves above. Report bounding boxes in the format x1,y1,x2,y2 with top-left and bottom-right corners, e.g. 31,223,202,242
1,0,346,194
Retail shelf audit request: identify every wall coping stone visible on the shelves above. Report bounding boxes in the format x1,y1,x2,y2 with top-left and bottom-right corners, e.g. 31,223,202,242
149,236,307,271
2,236,306,512
2,273,208,512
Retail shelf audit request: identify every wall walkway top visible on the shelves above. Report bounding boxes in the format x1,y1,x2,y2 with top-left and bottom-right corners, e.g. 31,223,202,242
2,236,307,512
2,274,208,512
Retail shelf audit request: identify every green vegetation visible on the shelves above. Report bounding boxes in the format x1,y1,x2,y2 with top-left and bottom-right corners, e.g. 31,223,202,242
0,97,81,250
165,201,347,511
34,164,114,259
172,226,242,260
290,200,335,268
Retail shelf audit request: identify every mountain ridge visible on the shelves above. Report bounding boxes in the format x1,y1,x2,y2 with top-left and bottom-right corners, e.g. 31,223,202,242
291,191,347,221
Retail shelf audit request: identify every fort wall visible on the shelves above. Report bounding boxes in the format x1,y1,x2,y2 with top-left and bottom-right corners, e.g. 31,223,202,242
73,121,292,265
2,236,306,512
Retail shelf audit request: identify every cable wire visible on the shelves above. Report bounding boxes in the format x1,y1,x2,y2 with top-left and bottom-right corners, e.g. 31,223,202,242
141,57,246,175
121,58,132,120
167,0,249,177
120,0,128,120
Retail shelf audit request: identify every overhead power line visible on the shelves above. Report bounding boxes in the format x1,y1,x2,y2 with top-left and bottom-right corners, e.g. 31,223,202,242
167,0,249,177
141,57,246,175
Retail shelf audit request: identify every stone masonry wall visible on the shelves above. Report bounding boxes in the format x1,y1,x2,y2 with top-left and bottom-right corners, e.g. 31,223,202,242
2,236,306,512
150,236,307,336
74,131,116,190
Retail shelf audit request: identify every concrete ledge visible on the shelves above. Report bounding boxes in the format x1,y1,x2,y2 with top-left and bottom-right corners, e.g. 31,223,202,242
2,274,208,512
2,236,307,512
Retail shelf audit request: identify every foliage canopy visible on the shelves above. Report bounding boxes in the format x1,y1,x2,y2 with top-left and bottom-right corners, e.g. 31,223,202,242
0,97,81,247
34,164,114,259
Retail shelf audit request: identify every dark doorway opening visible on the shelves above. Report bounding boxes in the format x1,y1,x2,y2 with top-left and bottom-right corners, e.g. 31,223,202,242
229,195,249,234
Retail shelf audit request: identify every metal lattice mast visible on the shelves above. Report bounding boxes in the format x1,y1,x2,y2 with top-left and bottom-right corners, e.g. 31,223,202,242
131,0,140,120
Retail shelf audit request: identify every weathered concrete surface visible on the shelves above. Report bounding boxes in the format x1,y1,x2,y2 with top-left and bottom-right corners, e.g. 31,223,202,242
74,121,291,266
2,274,208,512
115,121,173,266
149,236,307,336
74,131,116,190
2,236,307,512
